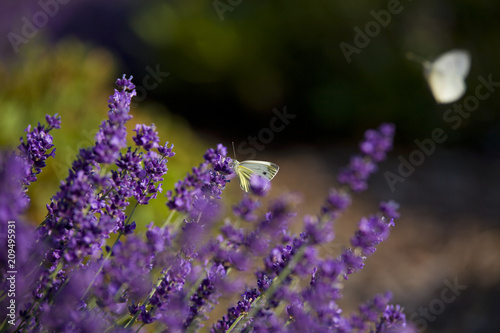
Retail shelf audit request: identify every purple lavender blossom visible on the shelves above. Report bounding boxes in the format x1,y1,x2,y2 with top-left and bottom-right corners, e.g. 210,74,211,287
143,256,192,325
158,141,175,158
0,151,31,221
183,263,227,329
167,144,232,213
232,196,260,222
249,174,271,196
39,263,111,332
350,216,393,256
338,123,395,192
133,124,160,151
94,75,135,164
18,113,61,184
5,80,413,333
380,200,401,220
0,217,46,330
220,222,246,245
96,234,158,313
337,155,377,192
211,124,410,332
212,289,261,332
243,196,296,256
346,292,393,330
375,304,415,333
115,75,136,91
303,214,335,245
359,123,395,162
21,75,179,330
322,188,352,218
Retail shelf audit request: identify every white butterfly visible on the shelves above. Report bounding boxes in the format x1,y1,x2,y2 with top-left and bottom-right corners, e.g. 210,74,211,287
409,49,471,104
231,160,279,192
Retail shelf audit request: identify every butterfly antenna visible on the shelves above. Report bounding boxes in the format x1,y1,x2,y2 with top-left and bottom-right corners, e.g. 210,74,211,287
406,52,427,65
232,141,237,160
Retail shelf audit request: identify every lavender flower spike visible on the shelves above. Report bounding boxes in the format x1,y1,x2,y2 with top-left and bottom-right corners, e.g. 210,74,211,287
338,123,395,192
0,151,31,221
94,75,136,164
249,174,271,196
167,144,232,213
3,74,417,333
18,113,61,184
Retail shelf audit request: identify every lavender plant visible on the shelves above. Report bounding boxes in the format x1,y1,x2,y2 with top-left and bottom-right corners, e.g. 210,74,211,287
0,75,414,332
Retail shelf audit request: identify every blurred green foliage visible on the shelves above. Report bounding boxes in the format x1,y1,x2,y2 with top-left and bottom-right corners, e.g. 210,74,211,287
0,39,209,228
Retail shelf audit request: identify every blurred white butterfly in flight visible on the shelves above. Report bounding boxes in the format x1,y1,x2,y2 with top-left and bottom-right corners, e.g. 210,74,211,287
407,49,471,104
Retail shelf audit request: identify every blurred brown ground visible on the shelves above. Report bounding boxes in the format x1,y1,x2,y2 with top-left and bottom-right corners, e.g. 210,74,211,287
246,145,500,333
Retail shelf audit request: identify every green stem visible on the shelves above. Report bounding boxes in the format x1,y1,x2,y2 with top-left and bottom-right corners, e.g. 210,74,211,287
134,323,145,333
123,272,167,329
123,208,198,330
49,265,78,305
161,210,175,229
228,245,306,333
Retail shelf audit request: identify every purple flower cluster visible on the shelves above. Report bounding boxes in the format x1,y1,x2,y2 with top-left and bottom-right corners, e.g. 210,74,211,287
338,123,395,192
167,144,233,214
249,174,271,196
211,124,412,332
6,75,179,331
18,113,61,185
0,75,414,333
212,199,408,332
1,118,59,330
211,289,261,332
233,195,260,222
0,151,31,222
39,75,139,260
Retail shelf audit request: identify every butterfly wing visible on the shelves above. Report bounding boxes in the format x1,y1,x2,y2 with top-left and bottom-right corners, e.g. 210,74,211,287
427,70,467,104
426,50,470,104
432,50,470,78
234,160,279,192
